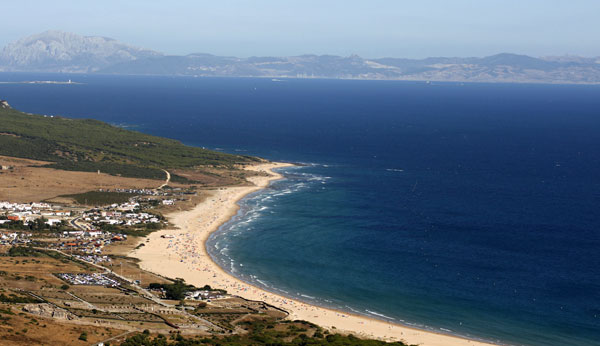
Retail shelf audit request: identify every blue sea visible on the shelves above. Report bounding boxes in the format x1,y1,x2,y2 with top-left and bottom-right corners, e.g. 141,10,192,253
1,73,599,346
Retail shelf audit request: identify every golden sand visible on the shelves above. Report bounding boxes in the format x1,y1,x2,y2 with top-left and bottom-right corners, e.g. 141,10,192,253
131,162,497,346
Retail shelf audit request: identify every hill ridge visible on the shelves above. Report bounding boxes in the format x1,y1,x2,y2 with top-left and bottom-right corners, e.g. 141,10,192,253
0,104,259,180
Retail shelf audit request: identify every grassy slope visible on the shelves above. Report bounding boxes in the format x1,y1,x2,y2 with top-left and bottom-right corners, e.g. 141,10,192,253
0,106,259,179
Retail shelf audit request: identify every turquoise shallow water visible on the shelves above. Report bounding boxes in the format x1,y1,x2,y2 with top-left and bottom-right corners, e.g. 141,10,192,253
1,73,599,345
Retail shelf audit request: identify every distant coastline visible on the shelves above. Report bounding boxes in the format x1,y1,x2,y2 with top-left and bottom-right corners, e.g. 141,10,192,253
0,80,82,85
1,31,600,84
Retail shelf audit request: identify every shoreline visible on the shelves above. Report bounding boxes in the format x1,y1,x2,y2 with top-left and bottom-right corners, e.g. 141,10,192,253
130,162,499,346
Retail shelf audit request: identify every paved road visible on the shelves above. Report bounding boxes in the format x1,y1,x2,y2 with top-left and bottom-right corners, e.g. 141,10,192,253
70,216,92,231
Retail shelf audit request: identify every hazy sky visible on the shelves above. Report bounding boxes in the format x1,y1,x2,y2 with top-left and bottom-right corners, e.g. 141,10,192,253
2,0,599,58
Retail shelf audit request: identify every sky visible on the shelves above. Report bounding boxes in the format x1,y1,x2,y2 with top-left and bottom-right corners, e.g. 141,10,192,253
2,0,600,58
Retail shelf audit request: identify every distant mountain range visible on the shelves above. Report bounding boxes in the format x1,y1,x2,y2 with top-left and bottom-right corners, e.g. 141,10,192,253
0,31,161,73
1,30,599,84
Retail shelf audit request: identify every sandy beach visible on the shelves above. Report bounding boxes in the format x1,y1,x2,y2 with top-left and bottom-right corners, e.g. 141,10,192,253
131,162,498,346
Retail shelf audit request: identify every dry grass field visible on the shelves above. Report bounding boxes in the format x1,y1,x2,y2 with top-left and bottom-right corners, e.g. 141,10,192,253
0,155,261,205
0,156,163,203
0,305,127,346
98,256,171,288
0,248,210,340
0,253,128,345
0,245,309,345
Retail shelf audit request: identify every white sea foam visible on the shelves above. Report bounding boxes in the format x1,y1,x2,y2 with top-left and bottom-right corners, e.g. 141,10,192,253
295,162,321,167
256,279,270,287
365,310,395,320
345,305,361,313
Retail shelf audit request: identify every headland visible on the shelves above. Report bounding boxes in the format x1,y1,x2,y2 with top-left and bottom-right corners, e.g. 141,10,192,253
0,103,501,345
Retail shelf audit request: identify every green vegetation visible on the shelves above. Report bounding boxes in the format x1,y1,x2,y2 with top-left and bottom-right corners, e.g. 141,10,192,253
0,308,15,315
148,279,196,300
0,307,12,324
118,326,410,346
4,246,67,262
0,293,42,304
47,161,171,180
99,220,165,237
59,191,136,205
0,106,259,179
6,246,41,257
148,280,227,301
0,217,69,232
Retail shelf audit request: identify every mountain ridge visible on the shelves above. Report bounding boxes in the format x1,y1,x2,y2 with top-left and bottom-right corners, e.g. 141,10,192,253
0,30,162,73
1,31,600,84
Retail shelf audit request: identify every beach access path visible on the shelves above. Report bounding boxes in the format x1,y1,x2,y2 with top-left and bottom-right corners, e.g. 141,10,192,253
157,169,170,190
131,162,498,346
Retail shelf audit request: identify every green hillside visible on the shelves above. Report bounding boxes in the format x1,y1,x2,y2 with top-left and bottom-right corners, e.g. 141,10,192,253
0,104,259,179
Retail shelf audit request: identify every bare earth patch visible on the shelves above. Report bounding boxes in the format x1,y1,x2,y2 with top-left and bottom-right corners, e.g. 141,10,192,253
0,155,49,167
0,163,162,203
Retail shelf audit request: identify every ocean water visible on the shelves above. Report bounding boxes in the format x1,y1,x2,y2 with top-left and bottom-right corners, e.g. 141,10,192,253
1,73,599,345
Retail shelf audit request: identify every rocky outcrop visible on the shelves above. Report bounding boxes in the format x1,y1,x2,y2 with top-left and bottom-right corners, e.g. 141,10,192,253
22,303,76,320
0,100,10,109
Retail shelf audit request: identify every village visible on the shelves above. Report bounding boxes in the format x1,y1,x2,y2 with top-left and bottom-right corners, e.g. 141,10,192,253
0,159,316,345
0,200,74,227
0,187,181,255
0,187,290,341
82,201,162,226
